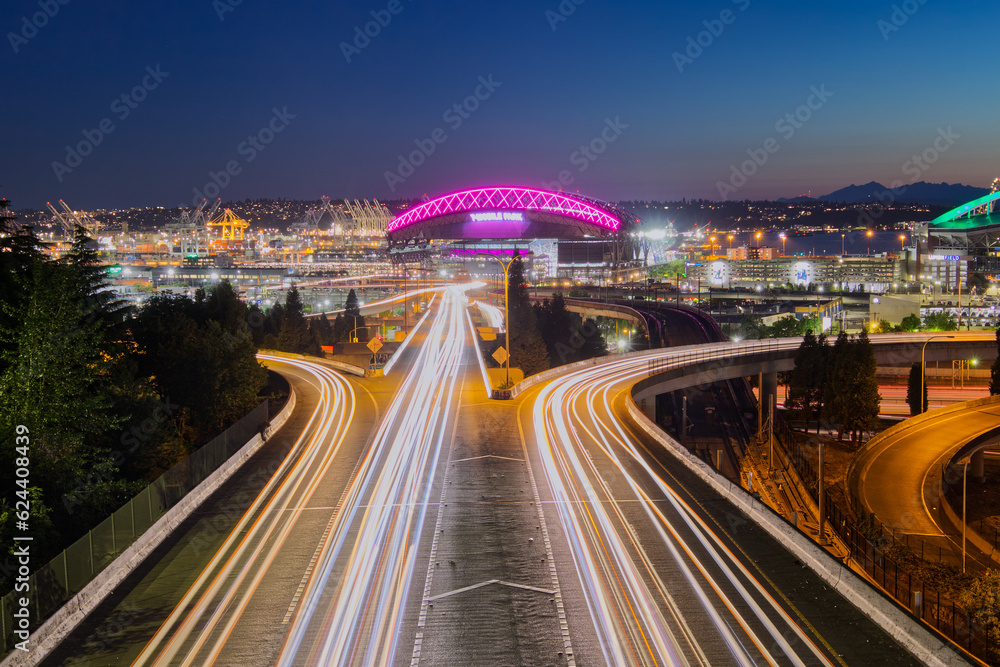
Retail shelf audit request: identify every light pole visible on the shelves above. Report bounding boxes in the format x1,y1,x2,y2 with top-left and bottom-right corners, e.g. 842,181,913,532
899,234,906,253
921,334,955,413
962,456,971,573
779,232,787,257
479,251,531,388
727,234,734,250
841,233,845,256
866,229,873,257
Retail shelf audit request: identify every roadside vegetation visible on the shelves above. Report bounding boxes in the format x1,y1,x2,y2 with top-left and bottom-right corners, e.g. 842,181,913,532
0,214,268,590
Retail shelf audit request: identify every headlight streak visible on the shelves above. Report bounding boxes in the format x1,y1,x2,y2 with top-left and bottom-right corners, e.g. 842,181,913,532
531,340,846,667
464,306,493,397
277,285,472,667
134,356,357,666
382,290,447,376
472,299,505,331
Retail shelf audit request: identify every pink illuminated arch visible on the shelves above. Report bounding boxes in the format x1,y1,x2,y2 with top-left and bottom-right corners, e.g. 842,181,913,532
386,187,623,234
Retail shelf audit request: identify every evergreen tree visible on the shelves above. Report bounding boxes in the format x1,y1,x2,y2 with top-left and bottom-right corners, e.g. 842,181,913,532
822,331,851,440
311,312,333,349
907,362,927,415
576,318,608,361
276,285,313,352
506,255,549,377
342,288,366,342
787,329,818,424
840,331,881,443
535,292,574,365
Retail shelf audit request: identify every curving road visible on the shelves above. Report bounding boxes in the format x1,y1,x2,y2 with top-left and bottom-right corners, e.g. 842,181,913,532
853,397,1000,569
519,346,923,666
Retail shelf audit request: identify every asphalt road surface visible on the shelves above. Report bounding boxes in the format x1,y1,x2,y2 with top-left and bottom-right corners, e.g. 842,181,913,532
41,311,943,666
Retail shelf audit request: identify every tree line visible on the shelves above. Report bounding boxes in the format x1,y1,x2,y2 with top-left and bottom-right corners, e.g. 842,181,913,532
247,285,368,356
0,217,267,586
785,329,881,444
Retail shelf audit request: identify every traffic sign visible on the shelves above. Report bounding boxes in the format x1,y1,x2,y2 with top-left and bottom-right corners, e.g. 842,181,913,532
367,338,384,354
492,346,508,366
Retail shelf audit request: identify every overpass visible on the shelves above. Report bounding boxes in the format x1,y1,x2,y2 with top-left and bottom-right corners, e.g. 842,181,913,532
630,332,995,422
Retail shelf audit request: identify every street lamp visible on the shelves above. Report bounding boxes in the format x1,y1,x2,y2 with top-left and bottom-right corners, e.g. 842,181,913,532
478,251,532,389
961,456,971,573
866,229,873,257
709,235,717,257
899,234,906,253
755,231,762,248
779,232,787,256
727,234,734,250
841,233,845,256
921,334,955,413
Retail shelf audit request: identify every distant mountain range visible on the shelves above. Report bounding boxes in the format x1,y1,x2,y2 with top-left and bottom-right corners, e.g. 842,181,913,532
779,181,989,208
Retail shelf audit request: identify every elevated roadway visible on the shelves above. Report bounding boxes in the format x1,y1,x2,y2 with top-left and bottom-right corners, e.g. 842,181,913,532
849,395,1000,569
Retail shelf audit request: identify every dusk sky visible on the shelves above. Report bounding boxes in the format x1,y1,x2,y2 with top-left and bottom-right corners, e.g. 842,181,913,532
3,0,998,209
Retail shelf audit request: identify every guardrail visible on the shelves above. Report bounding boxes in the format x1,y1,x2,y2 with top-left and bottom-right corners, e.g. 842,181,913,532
0,400,271,658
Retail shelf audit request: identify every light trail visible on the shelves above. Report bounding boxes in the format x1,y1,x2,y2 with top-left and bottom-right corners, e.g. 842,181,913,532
529,339,848,666
277,284,474,666
133,356,357,665
471,299,504,331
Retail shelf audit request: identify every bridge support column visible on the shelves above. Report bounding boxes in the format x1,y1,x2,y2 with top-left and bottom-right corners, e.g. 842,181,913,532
761,371,778,421
971,449,986,482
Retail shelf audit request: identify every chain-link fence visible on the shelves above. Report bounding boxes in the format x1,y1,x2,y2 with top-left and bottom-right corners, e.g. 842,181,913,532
1,400,268,654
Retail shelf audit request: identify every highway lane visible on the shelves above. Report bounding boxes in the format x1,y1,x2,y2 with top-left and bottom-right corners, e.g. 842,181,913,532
521,344,926,666
854,398,1000,569
131,356,364,665
43,356,380,666
276,285,473,666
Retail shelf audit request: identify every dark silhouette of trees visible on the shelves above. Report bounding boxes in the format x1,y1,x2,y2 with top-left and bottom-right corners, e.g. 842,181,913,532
907,362,927,415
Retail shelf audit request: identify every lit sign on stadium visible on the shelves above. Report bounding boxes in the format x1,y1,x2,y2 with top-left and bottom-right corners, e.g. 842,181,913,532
469,211,525,223
927,254,962,261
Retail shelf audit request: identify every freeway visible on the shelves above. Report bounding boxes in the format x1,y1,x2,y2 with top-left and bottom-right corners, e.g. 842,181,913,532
43,353,380,665
853,398,1000,569
518,345,925,666
39,319,969,665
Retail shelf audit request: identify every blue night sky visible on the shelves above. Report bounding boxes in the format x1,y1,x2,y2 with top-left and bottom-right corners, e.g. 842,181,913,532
3,0,998,209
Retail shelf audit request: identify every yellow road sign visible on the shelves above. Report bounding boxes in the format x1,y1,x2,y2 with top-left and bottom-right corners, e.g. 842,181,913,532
492,346,508,366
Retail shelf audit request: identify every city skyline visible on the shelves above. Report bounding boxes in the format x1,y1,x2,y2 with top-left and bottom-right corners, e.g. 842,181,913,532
3,0,999,209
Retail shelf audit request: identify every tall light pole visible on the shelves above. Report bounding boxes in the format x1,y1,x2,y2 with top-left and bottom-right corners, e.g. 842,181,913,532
479,251,531,388
841,233,845,257
866,229,873,257
961,456,971,573
921,334,955,413
899,233,906,253
727,234,734,250
779,232,787,257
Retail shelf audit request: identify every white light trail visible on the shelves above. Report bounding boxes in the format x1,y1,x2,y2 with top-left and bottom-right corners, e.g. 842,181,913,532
277,285,474,666
530,339,844,666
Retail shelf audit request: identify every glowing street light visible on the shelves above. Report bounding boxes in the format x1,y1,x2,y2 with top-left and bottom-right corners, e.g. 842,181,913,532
866,229,873,257
727,234,734,249
921,334,955,413
899,233,906,252
779,232,787,256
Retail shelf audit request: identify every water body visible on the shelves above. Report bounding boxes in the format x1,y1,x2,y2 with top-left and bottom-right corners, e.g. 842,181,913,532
713,230,907,257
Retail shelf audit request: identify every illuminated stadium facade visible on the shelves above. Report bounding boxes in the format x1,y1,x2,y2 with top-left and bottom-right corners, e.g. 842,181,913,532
913,189,1000,290
385,186,643,278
